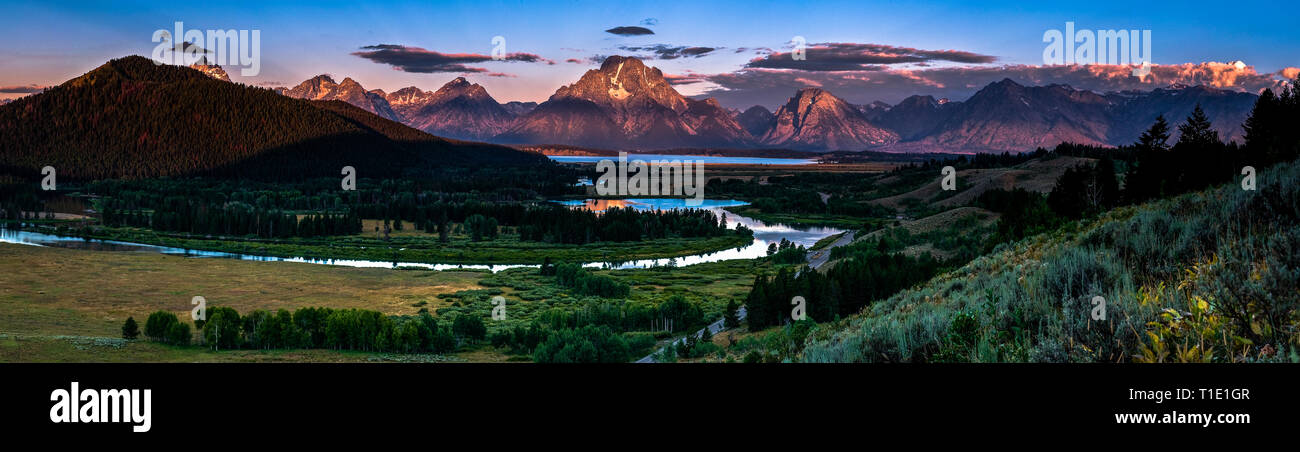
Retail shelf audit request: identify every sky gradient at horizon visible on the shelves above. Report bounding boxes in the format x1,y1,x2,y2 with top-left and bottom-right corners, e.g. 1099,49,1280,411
1,0,1296,107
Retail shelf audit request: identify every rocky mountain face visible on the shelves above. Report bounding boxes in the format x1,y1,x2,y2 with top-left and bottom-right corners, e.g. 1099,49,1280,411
855,101,893,121
383,86,434,120
735,105,775,138
876,79,1257,152
188,57,230,82
387,77,516,141
875,95,952,140
760,88,899,150
270,58,1258,153
280,75,401,122
498,56,750,149
915,79,1113,151
502,101,538,116
1103,85,1256,144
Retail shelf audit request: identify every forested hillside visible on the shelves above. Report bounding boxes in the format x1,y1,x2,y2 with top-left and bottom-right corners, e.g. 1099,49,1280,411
793,81,1300,363
0,56,549,180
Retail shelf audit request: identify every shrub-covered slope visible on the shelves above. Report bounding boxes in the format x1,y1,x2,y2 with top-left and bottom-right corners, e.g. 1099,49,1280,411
802,158,1300,363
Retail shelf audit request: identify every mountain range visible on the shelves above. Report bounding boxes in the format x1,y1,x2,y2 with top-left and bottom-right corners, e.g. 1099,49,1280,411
0,56,548,180
6,55,1263,159
866,79,1258,152
262,56,1259,152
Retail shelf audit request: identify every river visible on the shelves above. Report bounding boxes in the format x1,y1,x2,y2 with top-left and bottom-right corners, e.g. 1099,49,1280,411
0,199,843,272
547,154,817,165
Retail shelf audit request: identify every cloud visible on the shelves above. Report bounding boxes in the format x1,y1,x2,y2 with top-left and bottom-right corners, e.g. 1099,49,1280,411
155,33,213,55
618,44,718,60
352,44,552,73
0,84,46,94
664,73,708,85
565,58,584,64
605,26,654,36
698,61,1296,109
746,42,997,71
640,18,658,26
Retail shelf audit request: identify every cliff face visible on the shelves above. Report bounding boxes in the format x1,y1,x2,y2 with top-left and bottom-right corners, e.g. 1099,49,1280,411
498,56,750,149
760,88,898,150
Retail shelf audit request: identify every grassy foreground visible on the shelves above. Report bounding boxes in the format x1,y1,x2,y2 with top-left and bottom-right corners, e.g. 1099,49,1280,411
0,243,494,361
0,240,765,362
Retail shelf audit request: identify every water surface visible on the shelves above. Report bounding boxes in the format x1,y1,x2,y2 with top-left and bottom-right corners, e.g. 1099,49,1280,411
0,199,843,271
547,154,816,165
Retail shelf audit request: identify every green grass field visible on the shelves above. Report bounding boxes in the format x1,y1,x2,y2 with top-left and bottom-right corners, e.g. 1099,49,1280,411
0,240,763,362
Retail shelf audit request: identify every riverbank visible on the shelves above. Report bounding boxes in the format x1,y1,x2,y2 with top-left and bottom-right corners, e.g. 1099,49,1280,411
6,223,755,266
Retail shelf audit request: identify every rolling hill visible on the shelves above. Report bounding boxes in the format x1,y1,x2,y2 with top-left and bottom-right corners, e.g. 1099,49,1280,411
801,157,1300,362
0,56,549,180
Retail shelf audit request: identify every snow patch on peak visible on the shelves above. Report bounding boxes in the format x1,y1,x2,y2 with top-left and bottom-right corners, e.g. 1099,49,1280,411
608,61,630,100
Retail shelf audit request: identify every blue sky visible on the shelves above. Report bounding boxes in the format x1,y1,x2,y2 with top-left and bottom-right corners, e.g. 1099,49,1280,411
2,0,1296,107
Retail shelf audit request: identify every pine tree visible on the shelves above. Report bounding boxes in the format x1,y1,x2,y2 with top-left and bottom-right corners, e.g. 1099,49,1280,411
1136,115,1171,153
1126,115,1174,202
1177,104,1221,147
724,299,740,328
1243,89,1278,151
1094,156,1120,210
121,317,140,340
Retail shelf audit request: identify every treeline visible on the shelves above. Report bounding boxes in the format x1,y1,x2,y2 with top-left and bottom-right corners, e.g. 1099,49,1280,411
489,295,707,362
73,176,741,244
95,191,733,244
745,249,943,328
131,305,652,363
767,238,808,265
975,82,1300,248
900,149,1049,172
709,175,892,217
101,197,361,238
969,157,1119,248
485,267,713,362
517,206,733,244
1125,93,1300,203
135,307,477,353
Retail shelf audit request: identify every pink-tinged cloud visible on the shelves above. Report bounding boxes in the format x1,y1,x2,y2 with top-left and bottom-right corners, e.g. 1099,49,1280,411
0,84,46,94
699,62,1298,109
747,42,997,71
352,44,553,74
664,72,707,85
